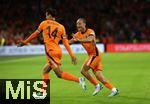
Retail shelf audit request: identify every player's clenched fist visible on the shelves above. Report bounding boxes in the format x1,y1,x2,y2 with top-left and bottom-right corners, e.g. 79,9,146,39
17,42,25,47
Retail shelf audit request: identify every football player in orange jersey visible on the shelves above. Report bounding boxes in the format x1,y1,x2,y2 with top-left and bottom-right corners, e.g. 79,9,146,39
18,9,86,97
69,18,119,97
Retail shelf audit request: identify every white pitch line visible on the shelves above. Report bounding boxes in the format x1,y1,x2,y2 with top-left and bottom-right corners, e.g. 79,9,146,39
0,57,41,64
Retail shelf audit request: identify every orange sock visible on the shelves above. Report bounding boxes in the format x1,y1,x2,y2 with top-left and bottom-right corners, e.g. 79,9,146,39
104,82,113,90
61,72,79,83
43,73,49,80
88,76,99,86
42,73,50,91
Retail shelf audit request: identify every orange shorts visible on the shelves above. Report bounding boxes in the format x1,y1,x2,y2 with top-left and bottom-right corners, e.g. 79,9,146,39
84,54,102,72
45,50,62,69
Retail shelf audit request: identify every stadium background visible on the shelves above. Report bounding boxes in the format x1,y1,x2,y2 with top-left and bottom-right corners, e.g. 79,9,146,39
0,0,149,45
0,0,150,104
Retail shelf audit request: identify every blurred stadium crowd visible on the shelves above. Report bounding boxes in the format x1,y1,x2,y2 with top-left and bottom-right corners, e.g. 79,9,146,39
0,0,149,46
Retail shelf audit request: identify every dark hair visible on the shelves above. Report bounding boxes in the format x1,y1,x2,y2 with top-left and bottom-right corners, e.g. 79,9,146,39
78,18,86,24
46,8,57,17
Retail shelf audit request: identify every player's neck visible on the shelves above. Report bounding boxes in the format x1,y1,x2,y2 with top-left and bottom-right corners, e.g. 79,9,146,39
81,28,87,34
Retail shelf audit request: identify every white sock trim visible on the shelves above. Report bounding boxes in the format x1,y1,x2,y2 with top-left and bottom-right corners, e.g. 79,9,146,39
112,88,117,92
96,84,100,87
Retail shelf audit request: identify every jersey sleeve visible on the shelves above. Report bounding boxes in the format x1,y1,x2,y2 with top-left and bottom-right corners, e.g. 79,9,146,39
37,21,45,32
61,25,67,39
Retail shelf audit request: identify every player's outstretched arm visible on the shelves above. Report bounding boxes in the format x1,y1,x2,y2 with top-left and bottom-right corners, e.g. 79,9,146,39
62,38,77,65
17,30,40,47
77,35,94,42
68,33,76,44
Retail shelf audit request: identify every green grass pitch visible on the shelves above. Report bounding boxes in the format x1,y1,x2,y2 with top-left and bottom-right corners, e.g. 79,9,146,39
0,53,150,104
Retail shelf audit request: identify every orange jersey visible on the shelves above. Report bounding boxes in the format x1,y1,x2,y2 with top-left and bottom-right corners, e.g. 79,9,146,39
38,20,66,52
23,19,75,60
74,28,101,56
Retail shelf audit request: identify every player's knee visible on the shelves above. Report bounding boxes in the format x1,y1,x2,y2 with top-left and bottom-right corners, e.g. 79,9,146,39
81,66,89,74
80,69,85,75
102,80,108,84
99,78,107,84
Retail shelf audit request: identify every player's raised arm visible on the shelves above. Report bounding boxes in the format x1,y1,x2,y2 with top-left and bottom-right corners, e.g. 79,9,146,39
18,22,44,47
69,33,76,44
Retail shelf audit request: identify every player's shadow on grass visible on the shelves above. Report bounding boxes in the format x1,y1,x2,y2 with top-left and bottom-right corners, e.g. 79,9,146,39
118,95,150,101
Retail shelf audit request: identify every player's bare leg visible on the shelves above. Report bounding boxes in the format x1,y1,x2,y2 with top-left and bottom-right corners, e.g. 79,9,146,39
53,66,86,90
80,65,103,96
41,64,51,93
43,64,52,73
33,64,51,98
43,64,51,83
94,70,119,97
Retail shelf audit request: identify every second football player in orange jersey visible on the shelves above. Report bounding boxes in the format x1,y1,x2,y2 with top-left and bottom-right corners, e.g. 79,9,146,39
18,9,86,97
69,18,119,97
